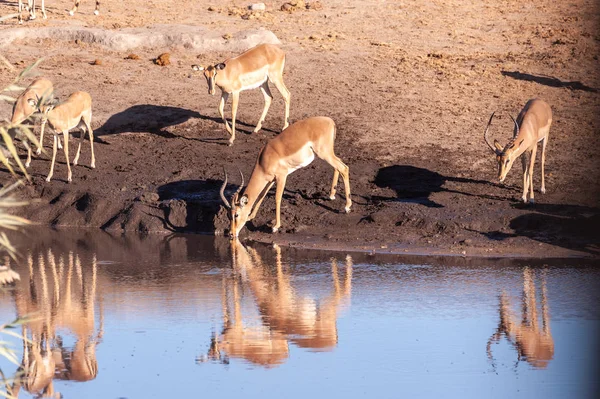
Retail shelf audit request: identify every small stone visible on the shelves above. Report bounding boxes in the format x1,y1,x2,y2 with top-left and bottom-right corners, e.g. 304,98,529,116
125,53,140,60
154,53,171,66
222,33,232,40
90,59,102,65
248,3,266,11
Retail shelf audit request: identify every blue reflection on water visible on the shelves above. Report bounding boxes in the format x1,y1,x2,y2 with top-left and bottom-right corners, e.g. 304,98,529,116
0,231,598,399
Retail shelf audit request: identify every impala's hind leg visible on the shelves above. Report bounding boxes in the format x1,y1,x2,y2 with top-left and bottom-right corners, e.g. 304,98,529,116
540,136,548,194
269,67,290,130
254,82,273,133
84,113,95,168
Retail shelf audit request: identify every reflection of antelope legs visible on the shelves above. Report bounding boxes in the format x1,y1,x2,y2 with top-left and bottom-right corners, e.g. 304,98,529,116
487,268,554,369
204,239,352,367
207,256,289,367
54,253,101,382
245,244,352,350
11,253,60,398
11,249,102,395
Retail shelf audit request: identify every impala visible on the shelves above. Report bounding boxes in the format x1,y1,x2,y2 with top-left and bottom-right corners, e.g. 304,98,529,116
484,98,552,203
69,0,101,16
10,77,54,166
18,0,99,23
192,43,291,145
30,91,96,182
487,268,554,369
220,116,352,237
18,0,46,24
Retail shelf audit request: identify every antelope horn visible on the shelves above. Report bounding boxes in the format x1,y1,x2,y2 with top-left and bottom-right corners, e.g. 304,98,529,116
508,114,519,138
484,111,499,154
234,168,244,196
220,168,231,209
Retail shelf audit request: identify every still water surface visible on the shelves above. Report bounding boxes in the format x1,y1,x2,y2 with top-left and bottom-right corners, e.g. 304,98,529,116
0,231,598,399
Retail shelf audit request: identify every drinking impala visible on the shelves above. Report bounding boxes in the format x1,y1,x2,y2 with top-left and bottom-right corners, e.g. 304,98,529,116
484,99,552,203
220,117,352,238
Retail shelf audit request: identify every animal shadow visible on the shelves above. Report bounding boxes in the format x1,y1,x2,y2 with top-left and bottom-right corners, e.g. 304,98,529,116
501,71,598,93
95,105,202,137
156,179,222,233
509,203,599,255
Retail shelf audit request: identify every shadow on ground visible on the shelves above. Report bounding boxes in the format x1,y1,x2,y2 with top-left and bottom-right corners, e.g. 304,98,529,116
95,105,203,137
483,203,600,255
501,71,598,92
156,179,223,233
373,165,506,207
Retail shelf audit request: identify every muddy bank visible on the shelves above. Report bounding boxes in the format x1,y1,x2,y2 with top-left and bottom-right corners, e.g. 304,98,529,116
0,1,599,259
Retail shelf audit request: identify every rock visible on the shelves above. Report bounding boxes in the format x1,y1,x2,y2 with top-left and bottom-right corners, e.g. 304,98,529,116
154,52,171,66
248,3,266,11
124,53,140,60
306,1,323,10
90,59,102,65
138,191,160,203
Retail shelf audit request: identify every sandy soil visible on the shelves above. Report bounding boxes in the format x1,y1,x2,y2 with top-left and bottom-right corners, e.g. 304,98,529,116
0,0,598,258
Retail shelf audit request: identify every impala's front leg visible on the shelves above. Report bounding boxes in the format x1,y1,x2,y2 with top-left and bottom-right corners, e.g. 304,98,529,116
46,133,58,182
527,143,537,203
36,118,47,155
272,175,288,233
63,131,72,182
249,181,275,221
521,151,530,203
23,140,32,168
229,92,240,146
218,92,232,134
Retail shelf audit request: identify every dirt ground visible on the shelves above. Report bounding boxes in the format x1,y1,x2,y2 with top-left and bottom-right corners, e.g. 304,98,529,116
0,0,598,258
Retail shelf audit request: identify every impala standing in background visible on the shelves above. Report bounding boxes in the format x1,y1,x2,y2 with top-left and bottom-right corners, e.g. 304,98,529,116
10,77,54,166
18,0,100,23
30,91,96,182
221,116,352,238
484,99,552,203
192,44,291,146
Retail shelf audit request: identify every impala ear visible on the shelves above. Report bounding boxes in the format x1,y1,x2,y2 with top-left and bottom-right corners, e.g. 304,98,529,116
191,64,204,71
239,195,248,207
216,63,226,70
493,139,503,152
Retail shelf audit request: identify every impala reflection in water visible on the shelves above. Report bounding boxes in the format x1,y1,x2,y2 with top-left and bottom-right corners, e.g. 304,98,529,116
0,231,598,399
203,240,352,367
8,249,101,398
487,267,554,369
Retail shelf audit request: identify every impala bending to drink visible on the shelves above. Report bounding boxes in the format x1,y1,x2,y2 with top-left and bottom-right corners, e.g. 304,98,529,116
10,77,54,166
221,117,352,237
484,99,552,203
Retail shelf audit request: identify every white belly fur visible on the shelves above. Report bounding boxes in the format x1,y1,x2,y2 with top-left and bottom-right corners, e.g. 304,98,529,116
288,151,315,174
241,76,268,91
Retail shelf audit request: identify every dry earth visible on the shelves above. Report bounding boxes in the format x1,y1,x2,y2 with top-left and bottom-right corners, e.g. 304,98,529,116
0,0,599,258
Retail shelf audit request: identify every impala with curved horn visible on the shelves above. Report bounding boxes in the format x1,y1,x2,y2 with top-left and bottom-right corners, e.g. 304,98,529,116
221,116,352,238
192,43,291,146
484,99,552,203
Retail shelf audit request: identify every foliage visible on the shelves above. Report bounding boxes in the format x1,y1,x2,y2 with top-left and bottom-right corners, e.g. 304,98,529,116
0,55,45,182
0,58,41,399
